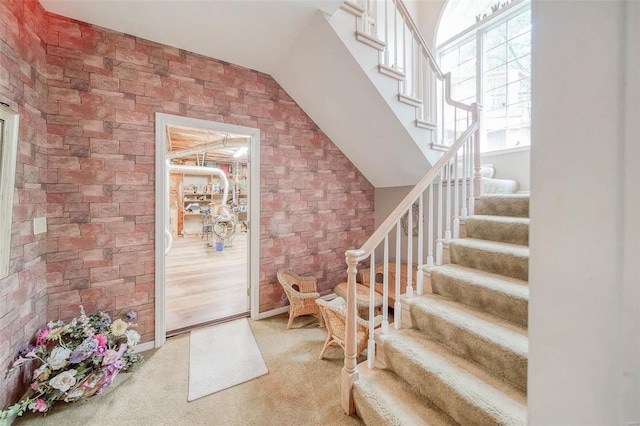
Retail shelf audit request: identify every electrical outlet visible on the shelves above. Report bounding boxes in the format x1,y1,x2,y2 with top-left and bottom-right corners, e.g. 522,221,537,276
33,217,47,235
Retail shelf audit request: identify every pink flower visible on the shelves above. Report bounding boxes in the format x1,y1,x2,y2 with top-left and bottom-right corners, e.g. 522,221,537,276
34,398,47,412
36,328,50,346
30,382,39,391
94,334,108,347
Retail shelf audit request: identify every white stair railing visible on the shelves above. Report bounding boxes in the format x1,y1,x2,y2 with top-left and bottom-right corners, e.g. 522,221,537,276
338,0,482,415
342,0,472,147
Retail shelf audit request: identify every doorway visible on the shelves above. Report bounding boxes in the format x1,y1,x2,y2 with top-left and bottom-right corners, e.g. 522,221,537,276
155,114,260,347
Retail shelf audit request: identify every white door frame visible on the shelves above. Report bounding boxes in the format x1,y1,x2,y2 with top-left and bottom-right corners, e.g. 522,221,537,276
154,113,260,348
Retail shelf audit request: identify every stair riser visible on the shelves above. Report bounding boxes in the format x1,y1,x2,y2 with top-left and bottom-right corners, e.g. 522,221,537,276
353,391,388,426
430,271,528,327
476,198,529,218
450,244,529,281
410,306,528,392
465,219,529,246
353,372,457,426
385,342,525,426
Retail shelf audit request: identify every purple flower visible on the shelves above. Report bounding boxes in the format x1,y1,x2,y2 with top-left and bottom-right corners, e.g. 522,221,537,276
93,345,108,356
69,337,98,364
19,345,37,358
125,310,137,321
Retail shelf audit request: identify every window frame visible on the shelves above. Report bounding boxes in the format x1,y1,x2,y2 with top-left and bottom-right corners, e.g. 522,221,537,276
0,103,19,279
437,0,531,154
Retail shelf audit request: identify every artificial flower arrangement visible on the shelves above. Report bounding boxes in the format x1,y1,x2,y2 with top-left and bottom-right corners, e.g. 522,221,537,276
0,306,144,421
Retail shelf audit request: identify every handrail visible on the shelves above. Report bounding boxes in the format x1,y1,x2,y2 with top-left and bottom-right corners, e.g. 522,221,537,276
346,112,478,262
339,0,482,415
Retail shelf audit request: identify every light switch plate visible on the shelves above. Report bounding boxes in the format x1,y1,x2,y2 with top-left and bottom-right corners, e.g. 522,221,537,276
33,217,47,235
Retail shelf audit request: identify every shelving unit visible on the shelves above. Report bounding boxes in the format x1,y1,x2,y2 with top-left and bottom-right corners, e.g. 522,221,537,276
171,161,248,237
180,174,215,236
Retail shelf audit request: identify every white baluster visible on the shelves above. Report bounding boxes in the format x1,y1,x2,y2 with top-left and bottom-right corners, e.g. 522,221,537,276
393,0,398,69
436,171,443,265
384,0,389,66
453,150,460,239
445,159,452,242
382,235,389,333
461,139,468,218
406,204,413,297
417,193,424,295
426,184,434,268
394,221,402,329
367,251,375,370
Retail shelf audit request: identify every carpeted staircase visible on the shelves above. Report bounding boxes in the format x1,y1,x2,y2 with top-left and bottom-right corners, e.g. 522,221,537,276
353,194,530,425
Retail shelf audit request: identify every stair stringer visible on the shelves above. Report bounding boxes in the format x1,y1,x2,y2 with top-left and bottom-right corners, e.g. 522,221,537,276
272,10,437,188
327,8,442,167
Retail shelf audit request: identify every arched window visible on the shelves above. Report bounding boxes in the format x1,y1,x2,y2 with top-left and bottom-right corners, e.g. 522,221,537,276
437,0,531,153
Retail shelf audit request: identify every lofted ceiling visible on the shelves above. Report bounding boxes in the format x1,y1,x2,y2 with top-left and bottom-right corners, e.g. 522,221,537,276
38,0,343,75
166,125,249,166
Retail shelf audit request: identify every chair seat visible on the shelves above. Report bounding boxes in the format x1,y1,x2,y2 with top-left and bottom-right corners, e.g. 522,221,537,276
316,297,382,360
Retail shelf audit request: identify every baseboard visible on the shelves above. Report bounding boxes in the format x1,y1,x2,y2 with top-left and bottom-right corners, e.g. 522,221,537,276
256,293,337,320
133,341,155,353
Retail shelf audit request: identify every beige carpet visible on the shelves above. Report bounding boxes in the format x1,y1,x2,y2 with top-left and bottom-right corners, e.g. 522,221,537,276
188,319,268,401
14,314,362,426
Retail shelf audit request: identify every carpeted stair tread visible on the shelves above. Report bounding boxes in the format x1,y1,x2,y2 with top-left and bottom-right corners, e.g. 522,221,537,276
430,264,529,327
465,215,529,246
409,294,528,391
449,238,529,281
353,369,457,426
383,328,527,426
476,194,529,218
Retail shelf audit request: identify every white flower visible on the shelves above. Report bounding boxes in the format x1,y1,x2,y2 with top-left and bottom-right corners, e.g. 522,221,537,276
34,364,48,379
110,319,128,336
125,330,140,347
47,347,72,370
49,369,77,392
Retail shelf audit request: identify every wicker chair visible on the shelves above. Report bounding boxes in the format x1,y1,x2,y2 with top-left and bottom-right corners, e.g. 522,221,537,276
276,269,321,329
315,297,383,360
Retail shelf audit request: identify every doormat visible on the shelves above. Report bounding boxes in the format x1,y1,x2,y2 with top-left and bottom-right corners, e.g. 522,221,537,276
188,318,268,401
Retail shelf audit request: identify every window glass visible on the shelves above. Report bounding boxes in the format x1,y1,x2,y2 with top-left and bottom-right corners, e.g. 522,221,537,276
437,3,531,152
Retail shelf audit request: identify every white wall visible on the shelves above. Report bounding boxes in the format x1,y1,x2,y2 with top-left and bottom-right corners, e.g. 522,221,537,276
529,1,639,424
481,148,530,192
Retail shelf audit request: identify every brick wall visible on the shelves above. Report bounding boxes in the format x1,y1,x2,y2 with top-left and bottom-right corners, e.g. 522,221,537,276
0,2,375,407
42,13,374,336
0,0,49,410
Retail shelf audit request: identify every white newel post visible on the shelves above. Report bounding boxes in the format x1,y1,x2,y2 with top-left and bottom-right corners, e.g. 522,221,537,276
341,250,362,415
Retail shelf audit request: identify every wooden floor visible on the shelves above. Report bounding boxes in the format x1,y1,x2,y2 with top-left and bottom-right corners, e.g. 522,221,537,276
165,231,249,334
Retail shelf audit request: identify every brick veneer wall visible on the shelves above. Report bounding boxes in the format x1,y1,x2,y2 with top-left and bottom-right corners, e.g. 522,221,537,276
42,13,374,336
0,0,49,410
0,1,375,408
48,11,376,329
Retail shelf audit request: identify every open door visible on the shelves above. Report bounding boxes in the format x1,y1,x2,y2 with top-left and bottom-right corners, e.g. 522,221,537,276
155,113,260,347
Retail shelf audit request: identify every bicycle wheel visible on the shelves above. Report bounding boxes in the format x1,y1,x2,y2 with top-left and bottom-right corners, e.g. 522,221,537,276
212,216,236,243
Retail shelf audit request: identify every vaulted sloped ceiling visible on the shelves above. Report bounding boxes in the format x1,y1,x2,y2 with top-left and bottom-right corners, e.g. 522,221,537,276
38,0,343,75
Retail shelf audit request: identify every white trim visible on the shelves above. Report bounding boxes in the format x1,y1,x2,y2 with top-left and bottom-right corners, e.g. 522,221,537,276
481,145,530,157
355,31,386,51
437,0,531,51
257,306,290,320
154,113,261,348
0,104,19,280
133,341,155,354
256,293,337,320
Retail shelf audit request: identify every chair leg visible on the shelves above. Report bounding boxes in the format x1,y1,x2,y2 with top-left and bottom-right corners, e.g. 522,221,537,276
318,336,334,360
286,309,295,329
